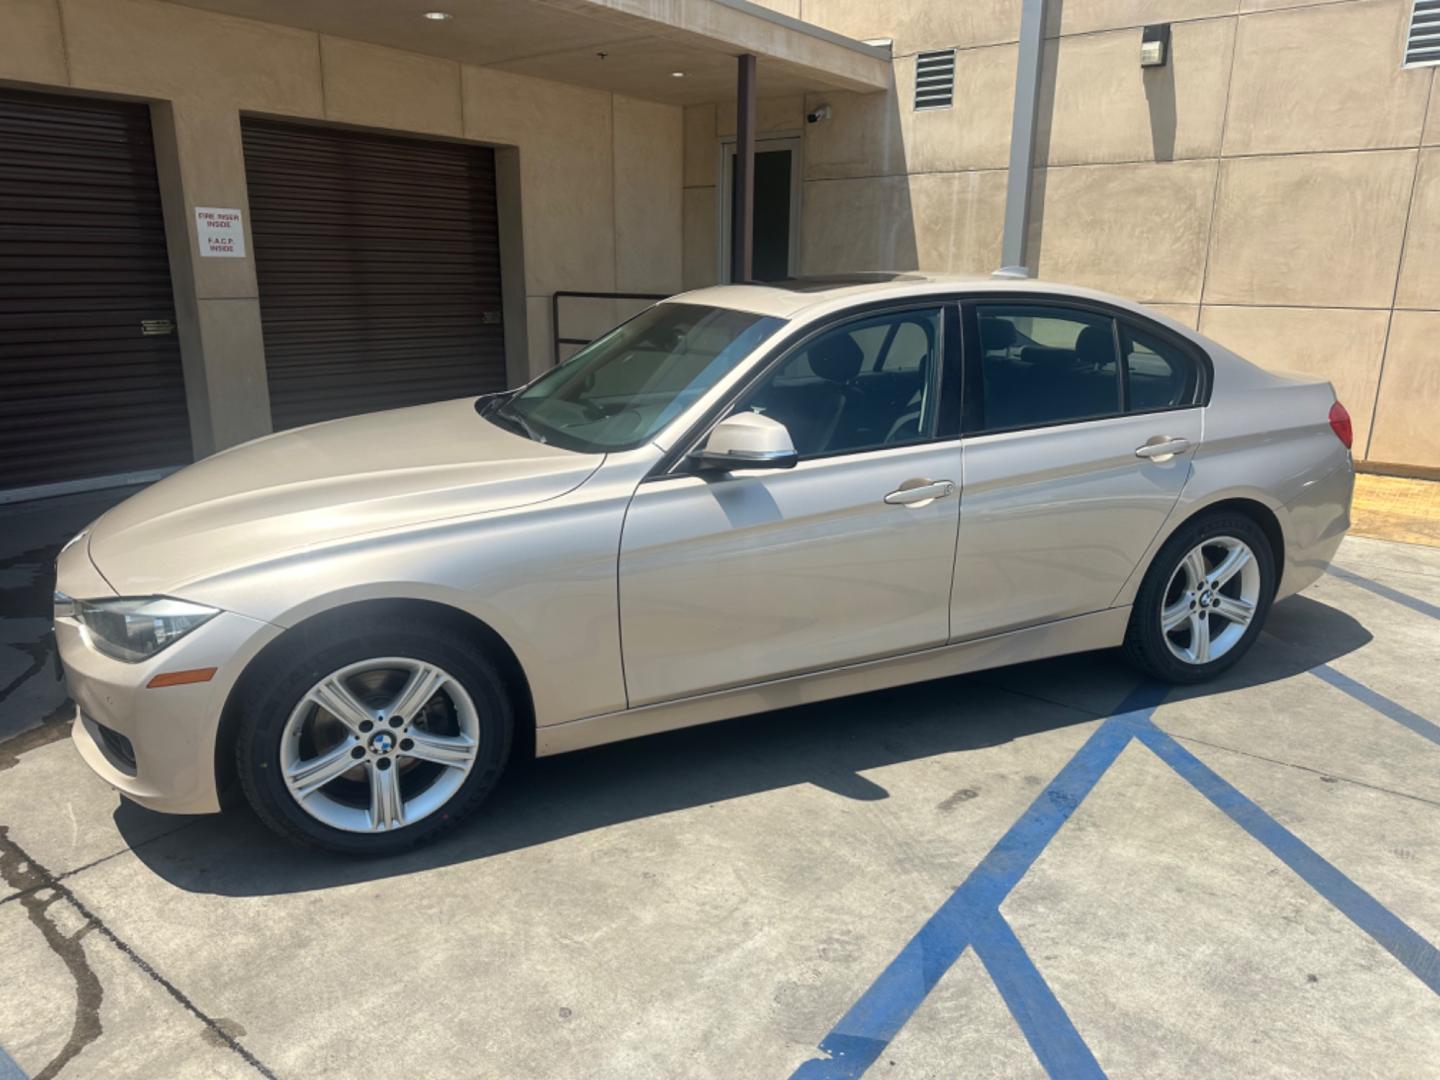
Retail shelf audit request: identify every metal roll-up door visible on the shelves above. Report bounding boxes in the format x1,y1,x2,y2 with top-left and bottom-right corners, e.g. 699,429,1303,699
240,119,508,431
0,89,190,495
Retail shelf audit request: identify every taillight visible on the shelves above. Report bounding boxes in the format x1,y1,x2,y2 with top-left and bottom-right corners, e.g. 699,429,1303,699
1329,400,1353,449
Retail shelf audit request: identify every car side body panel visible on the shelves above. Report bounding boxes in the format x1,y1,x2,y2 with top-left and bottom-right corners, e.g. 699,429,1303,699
1109,343,1352,608
539,607,1131,756
951,410,1202,641
619,441,963,705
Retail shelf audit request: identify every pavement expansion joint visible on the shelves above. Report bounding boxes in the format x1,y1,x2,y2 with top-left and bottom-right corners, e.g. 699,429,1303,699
0,826,278,1080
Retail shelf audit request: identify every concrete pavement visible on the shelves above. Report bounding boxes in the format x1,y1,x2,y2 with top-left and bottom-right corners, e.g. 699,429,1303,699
0,534,1436,1078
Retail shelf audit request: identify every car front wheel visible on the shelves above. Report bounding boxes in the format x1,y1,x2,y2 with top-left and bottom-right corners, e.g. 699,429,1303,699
236,620,513,854
1122,512,1276,684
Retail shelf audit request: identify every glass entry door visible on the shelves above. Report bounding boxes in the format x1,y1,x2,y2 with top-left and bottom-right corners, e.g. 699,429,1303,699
721,137,801,282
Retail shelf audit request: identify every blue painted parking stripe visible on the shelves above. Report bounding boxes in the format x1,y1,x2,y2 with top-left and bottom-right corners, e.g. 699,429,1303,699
1309,664,1440,748
0,1043,27,1080
794,672,1440,1079
790,684,1166,1079
1134,724,1440,995
972,911,1107,1079
1327,566,1440,621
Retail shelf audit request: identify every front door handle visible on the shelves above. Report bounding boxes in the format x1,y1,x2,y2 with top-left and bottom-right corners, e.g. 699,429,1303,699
1135,436,1191,462
884,478,956,507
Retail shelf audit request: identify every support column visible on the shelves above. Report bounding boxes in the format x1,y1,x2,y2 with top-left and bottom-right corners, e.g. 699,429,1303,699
732,53,757,283
1000,0,1047,275
150,99,273,456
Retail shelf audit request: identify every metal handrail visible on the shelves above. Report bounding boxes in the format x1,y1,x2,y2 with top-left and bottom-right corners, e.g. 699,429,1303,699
551,290,667,367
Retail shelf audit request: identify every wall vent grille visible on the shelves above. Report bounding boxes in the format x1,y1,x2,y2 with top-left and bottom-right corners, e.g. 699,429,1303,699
1406,0,1440,67
914,49,956,110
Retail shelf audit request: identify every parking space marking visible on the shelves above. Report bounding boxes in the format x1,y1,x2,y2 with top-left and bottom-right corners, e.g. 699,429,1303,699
1135,725,1440,996
0,1044,26,1080
971,911,1106,1080
1327,566,1440,620
793,666,1440,1079
1309,664,1440,747
791,685,1162,1079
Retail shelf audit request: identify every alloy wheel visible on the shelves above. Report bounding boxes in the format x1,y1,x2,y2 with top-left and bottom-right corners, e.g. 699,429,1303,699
1160,536,1261,666
280,656,480,833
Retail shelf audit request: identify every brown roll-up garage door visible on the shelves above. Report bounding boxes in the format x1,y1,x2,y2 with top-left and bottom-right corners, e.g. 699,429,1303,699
241,119,508,431
0,89,190,493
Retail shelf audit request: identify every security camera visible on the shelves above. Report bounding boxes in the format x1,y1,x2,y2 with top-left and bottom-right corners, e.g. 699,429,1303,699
806,104,832,124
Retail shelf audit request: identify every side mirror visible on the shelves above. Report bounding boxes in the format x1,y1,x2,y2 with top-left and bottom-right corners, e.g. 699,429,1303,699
691,412,798,471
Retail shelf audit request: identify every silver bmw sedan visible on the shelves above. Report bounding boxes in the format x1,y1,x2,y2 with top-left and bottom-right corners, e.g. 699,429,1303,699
54,273,1354,854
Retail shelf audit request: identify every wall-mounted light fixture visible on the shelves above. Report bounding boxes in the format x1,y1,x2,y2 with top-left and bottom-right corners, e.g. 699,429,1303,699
422,10,452,20
1140,23,1171,68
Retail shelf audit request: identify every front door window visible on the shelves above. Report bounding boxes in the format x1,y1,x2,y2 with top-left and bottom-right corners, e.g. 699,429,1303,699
729,307,944,457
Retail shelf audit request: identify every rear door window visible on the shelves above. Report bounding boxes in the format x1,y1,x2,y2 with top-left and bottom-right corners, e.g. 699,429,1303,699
972,305,1121,432
1121,324,1198,412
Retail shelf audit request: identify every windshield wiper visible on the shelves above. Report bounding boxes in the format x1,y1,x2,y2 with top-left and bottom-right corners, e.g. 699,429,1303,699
491,399,546,444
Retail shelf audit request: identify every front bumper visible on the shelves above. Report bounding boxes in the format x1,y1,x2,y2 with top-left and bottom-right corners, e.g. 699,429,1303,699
59,609,282,814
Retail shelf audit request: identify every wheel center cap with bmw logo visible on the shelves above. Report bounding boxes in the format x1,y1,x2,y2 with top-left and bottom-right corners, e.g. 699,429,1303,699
369,731,395,754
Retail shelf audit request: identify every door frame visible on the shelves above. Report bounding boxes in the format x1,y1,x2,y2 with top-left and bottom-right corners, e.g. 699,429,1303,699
717,134,803,282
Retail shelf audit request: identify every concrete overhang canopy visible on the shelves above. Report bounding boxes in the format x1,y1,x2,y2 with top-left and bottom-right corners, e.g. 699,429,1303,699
169,0,892,103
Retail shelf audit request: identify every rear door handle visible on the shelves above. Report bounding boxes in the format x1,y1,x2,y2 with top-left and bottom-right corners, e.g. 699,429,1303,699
1135,436,1191,462
884,478,956,507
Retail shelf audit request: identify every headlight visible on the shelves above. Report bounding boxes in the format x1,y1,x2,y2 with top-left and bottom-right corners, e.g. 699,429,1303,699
73,597,220,663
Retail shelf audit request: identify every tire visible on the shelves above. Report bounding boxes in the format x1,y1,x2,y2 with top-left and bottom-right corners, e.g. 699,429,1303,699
1122,512,1276,685
236,619,513,855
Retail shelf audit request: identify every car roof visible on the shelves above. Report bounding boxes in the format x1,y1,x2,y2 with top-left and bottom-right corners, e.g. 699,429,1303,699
665,272,1177,327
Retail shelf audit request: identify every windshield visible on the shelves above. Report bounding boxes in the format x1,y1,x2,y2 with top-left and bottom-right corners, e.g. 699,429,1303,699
483,303,783,452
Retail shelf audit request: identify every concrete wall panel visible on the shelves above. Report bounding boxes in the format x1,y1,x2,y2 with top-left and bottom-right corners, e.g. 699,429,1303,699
1223,0,1429,156
60,0,323,115
614,95,684,294
1030,160,1217,303
1145,304,1201,329
193,299,272,451
0,0,68,86
319,36,462,137
1198,305,1389,453
1426,79,1440,146
803,48,1013,180
683,186,718,289
1037,18,1234,166
802,85,906,181
1396,149,1440,310
800,0,1021,53
1205,150,1415,308
717,94,805,136
910,169,1007,273
685,103,718,186
1239,0,1350,10
801,175,918,274
1368,311,1440,467
903,45,1015,173
1046,0,1238,37
461,65,616,296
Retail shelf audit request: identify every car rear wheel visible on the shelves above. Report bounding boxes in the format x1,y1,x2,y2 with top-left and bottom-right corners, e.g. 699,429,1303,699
236,621,513,854
1122,512,1275,684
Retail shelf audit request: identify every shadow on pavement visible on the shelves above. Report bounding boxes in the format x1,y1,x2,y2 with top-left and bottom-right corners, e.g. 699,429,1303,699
114,592,1372,898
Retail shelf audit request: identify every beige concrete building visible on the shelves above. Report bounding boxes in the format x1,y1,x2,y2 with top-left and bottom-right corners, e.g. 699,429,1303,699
694,0,1440,475
0,0,1436,502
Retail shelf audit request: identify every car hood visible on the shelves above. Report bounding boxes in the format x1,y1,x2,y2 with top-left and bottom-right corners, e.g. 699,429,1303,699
87,397,602,596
